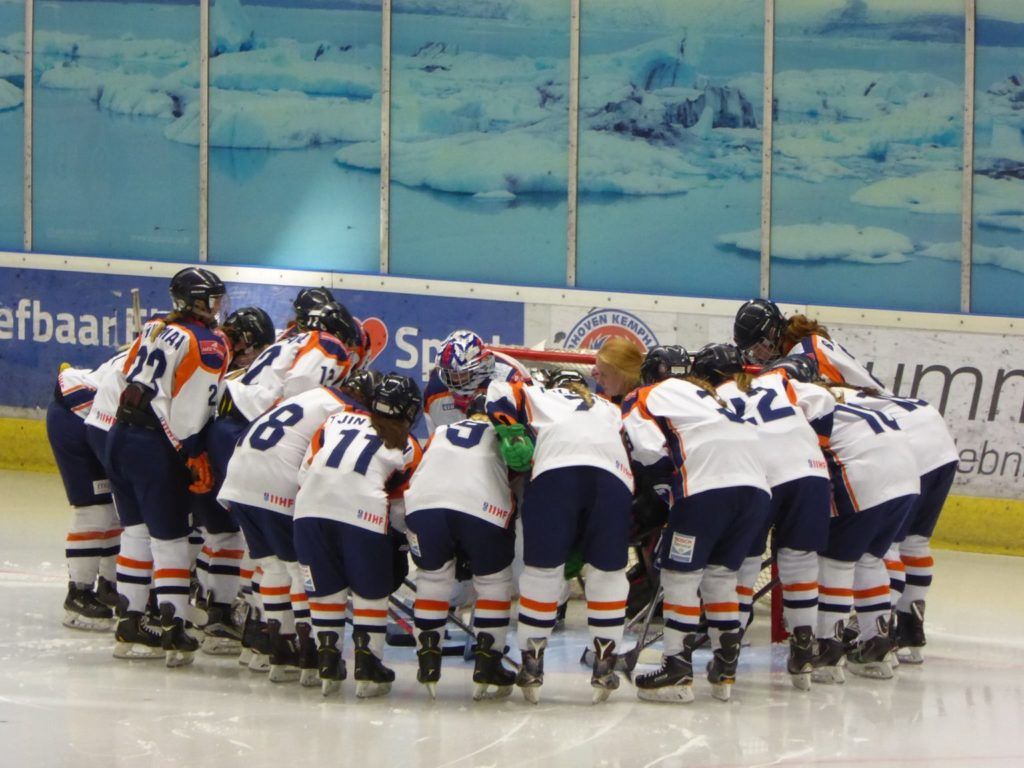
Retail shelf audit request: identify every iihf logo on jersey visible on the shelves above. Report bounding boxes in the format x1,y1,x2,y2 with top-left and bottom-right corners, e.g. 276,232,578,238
561,309,658,350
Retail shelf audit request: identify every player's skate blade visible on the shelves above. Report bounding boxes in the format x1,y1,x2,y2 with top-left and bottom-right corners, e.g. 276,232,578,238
811,662,846,684
636,684,695,704
64,611,114,632
473,682,513,701
321,679,341,697
847,656,895,680
113,641,164,660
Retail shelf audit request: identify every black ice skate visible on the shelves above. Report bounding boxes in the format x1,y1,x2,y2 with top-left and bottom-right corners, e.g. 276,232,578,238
241,607,271,673
352,629,394,698
787,625,815,691
590,637,620,704
63,582,114,631
159,602,198,668
201,597,243,656
267,618,300,683
895,600,926,664
515,637,547,705
416,630,443,699
113,597,164,660
706,631,741,701
317,630,346,697
472,632,514,701
95,576,119,610
847,616,895,680
296,622,320,687
811,620,847,684
634,640,695,704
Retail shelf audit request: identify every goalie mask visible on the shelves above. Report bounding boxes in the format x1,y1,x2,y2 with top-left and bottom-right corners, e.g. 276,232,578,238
640,345,690,385
371,373,423,424
733,299,787,363
691,343,744,386
169,267,226,325
437,330,495,396
763,354,819,383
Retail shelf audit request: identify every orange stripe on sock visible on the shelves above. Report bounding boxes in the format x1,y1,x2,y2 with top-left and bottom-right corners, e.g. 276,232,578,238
240,569,254,578
475,599,512,611
819,586,854,597
884,560,906,571
207,549,245,560
901,555,934,568
586,600,627,611
260,585,290,596
67,531,111,542
853,585,890,599
309,602,347,612
153,568,191,580
116,555,152,570
415,599,450,612
663,603,701,617
782,581,819,592
290,593,307,602
735,586,754,597
704,602,739,614
353,608,388,618
519,597,558,613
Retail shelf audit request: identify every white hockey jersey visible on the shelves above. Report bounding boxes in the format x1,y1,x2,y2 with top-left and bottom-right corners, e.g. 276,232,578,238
786,334,890,393
83,350,131,432
223,330,354,423
55,352,129,421
405,418,514,529
424,350,529,432
295,410,423,535
622,378,768,502
217,387,354,516
826,386,920,514
118,316,229,454
718,370,833,488
486,381,634,491
846,390,959,476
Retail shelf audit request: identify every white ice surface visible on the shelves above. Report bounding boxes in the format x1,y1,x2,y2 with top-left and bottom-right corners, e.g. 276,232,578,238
4,468,1024,768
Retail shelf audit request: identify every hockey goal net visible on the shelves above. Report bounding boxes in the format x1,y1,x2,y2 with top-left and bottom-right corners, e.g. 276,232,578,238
491,343,785,643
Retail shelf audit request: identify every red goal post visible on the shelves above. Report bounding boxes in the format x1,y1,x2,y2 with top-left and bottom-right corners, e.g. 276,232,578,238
490,343,786,643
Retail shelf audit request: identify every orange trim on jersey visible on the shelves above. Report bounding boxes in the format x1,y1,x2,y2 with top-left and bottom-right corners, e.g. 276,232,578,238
783,378,799,406
901,555,934,568
353,608,388,618
121,335,144,375
116,555,153,569
782,581,819,592
519,596,558,613
852,585,890,600
586,600,628,611
811,336,845,385
259,585,290,596
704,601,739,613
171,326,226,397
475,599,512,611
310,602,348,612
819,586,854,597
824,446,861,512
153,568,192,580
307,424,327,465
425,389,451,411
663,603,701,617
735,585,754,597
415,599,450,612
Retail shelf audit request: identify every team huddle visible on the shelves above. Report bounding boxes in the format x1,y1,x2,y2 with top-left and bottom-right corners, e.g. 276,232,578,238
47,268,956,705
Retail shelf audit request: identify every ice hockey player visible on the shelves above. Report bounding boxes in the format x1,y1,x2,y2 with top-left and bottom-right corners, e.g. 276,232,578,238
487,369,633,704
404,393,517,700
105,267,230,667
623,346,769,703
277,286,335,341
293,373,423,697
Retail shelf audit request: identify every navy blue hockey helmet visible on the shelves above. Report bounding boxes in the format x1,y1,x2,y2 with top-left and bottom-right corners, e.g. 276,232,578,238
690,343,744,386
305,301,362,350
341,368,381,408
170,267,226,323
545,369,589,391
640,345,690,385
222,306,275,351
372,373,423,424
733,299,787,362
293,287,335,330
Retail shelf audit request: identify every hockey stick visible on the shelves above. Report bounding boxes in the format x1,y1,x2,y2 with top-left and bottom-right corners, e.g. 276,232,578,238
130,288,142,338
620,584,662,679
401,577,521,671
386,594,469,657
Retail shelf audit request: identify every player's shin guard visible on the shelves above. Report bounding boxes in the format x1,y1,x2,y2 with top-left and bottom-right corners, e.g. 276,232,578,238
66,503,121,588
414,560,455,634
816,557,855,640
853,554,891,642
585,567,628,646
352,595,392,698
778,548,819,633
202,531,244,610
661,569,704,656
700,565,742,651
257,557,295,635
517,565,563,648
190,527,207,600
899,535,934,608
884,543,907,608
735,555,761,631
309,589,349,638
473,566,513,653
116,524,153,613
285,561,311,625
151,536,192,620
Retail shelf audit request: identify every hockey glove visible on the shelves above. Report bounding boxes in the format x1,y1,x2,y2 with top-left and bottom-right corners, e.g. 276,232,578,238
494,423,534,472
187,452,214,494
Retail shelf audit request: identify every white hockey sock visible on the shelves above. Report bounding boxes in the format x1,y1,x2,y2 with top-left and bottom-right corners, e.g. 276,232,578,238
735,555,762,629
258,557,296,634
201,530,244,605
778,547,819,632
116,523,153,613
817,557,855,638
473,566,513,652
899,535,934,609
352,594,388,657
883,543,906,608
150,535,192,617
701,564,741,650
853,554,891,641
284,561,310,624
517,565,563,649
310,588,349,640
660,569,703,656
585,567,628,645
239,554,258,610
414,560,454,636
66,504,120,587
190,527,206,597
